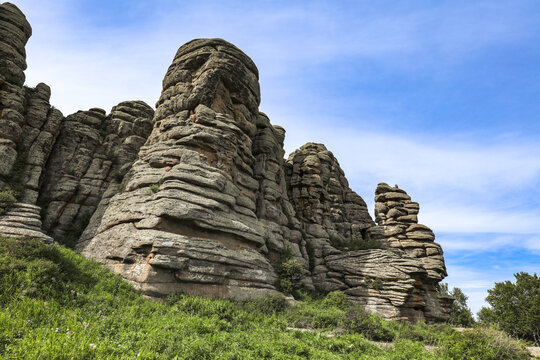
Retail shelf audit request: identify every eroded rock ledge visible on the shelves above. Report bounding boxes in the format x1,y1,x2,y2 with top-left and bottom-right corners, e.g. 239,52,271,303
0,2,452,323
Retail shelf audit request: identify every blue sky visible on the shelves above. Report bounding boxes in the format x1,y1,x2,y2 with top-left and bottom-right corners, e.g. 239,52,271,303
14,0,540,315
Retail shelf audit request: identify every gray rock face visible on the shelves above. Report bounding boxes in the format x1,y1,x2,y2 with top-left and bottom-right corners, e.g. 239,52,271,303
0,3,153,245
0,203,52,243
38,101,154,242
78,39,290,299
0,3,452,324
0,2,32,179
374,183,447,282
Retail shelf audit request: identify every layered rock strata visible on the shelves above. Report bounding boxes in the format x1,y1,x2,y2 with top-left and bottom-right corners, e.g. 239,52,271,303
78,39,297,299
0,2,32,179
0,3,452,323
0,203,52,242
374,183,447,281
0,2,153,244
38,101,154,242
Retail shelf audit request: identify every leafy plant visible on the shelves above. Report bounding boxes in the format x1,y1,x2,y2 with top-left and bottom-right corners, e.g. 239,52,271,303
439,284,475,327
0,189,16,215
485,272,540,345
438,325,529,360
275,246,306,295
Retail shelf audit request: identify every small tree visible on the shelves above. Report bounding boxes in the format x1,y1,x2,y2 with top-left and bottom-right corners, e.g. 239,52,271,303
439,283,475,327
477,306,497,323
486,272,540,345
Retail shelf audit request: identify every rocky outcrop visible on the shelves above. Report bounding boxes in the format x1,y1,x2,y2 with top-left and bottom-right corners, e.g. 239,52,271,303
0,3,453,323
374,183,447,281
0,2,32,179
77,39,293,299
0,203,52,242
0,2,153,245
38,101,154,243
0,3,61,241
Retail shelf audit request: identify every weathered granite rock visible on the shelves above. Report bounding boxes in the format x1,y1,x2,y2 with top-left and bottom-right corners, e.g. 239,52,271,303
0,2,31,179
78,39,293,299
0,3,153,246
0,203,52,242
38,101,154,242
374,183,447,281
0,3,61,242
284,142,377,292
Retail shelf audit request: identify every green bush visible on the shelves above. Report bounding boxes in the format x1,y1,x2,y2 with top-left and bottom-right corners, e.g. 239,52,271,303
438,325,529,360
322,291,349,310
275,246,305,295
485,272,540,345
344,305,395,341
0,189,16,215
241,293,290,316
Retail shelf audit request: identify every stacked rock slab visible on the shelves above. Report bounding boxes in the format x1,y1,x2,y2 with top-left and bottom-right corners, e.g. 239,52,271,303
285,143,376,291
0,203,52,242
374,183,447,281
78,39,301,299
76,38,452,321
0,2,32,179
38,101,154,243
0,2,62,241
0,2,154,245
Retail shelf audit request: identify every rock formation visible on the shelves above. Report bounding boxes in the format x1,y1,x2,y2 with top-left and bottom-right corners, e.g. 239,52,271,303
38,101,154,244
0,2,452,323
0,2,153,243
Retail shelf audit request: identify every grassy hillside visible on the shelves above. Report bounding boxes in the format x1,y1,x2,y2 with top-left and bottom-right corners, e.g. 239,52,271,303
0,236,531,359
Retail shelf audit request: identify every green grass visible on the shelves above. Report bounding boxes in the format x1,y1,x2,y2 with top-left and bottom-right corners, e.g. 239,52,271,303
0,235,530,359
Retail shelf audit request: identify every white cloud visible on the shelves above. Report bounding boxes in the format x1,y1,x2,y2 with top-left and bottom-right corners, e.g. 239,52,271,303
15,0,536,115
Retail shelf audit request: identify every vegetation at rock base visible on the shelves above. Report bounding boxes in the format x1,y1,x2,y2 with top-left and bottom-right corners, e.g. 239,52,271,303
275,246,306,295
0,189,16,216
0,235,531,359
478,272,540,346
438,283,475,327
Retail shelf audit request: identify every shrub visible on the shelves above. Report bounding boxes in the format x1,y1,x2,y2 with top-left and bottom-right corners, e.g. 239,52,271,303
485,272,540,345
438,325,529,360
275,246,305,295
241,293,290,316
0,189,16,215
312,307,346,329
278,259,304,294
370,278,384,290
322,291,349,310
343,305,394,341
